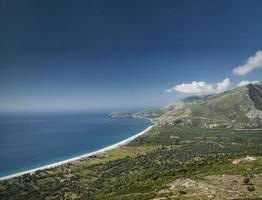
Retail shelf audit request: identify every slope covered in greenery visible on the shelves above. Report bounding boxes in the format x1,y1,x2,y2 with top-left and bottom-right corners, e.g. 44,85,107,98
159,82,262,128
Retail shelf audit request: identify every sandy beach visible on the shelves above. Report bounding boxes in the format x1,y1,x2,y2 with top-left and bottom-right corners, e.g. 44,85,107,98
0,124,154,181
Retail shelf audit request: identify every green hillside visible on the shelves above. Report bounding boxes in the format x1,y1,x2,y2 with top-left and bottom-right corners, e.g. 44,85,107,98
159,82,262,128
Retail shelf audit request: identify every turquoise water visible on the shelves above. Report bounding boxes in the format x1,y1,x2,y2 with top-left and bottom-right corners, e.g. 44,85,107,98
0,111,152,177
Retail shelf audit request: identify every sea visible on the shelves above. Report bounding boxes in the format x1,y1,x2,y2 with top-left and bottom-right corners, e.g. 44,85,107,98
0,111,152,178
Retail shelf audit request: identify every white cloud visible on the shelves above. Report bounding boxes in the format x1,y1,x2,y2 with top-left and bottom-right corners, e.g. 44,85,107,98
166,78,231,94
238,80,259,87
171,81,214,94
216,78,231,93
233,50,262,76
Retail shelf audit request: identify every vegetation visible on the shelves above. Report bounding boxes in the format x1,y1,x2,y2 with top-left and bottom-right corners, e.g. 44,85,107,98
0,125,261,199
158,83,262,129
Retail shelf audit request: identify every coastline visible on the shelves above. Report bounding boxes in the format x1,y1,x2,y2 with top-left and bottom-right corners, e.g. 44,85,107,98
0,124,155,181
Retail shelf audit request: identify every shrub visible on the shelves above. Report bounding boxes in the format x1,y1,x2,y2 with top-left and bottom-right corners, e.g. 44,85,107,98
243,177,250,184
247,185,255,192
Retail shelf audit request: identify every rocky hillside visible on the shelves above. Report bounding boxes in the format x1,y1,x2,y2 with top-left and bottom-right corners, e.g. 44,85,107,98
158,82,262,128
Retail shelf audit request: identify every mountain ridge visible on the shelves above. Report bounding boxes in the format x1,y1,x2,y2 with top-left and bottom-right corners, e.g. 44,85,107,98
109,82,262,129
157,82,262,128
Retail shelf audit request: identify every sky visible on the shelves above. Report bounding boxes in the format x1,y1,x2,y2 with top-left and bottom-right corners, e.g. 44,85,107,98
1,0,262,112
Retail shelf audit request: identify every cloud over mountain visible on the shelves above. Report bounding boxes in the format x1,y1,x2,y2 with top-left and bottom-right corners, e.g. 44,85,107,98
233,50,262,76
165,78,230,94
238,80,259,87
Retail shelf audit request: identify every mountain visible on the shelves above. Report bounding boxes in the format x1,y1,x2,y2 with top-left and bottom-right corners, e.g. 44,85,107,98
158,82,262,128
133,96,204,119
109,96,204,119
109,82,262,128
108,111,132,118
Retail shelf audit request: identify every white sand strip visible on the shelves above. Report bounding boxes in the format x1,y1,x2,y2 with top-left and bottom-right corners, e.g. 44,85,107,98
0,125,154,181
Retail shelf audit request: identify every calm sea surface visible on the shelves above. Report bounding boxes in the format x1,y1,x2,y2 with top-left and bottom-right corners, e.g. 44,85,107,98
0,111,152,177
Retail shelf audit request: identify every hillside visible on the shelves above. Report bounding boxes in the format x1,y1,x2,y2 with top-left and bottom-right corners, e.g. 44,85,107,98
158,82,262,128
109,96,204,119
133,96,204,119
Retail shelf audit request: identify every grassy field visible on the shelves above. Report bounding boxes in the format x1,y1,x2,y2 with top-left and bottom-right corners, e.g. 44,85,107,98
0,125,262,199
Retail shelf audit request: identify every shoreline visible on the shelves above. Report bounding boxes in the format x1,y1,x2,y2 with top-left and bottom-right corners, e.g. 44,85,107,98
0,124,155,181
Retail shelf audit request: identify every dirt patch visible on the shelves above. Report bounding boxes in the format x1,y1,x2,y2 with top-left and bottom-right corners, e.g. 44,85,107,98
157,174,262,199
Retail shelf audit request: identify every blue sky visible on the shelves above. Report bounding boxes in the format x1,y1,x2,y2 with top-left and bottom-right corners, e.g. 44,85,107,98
1,0,262,111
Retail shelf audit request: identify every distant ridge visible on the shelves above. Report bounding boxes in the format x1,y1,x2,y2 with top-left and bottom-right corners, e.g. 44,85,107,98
108,111,132,118
133,96,205,119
